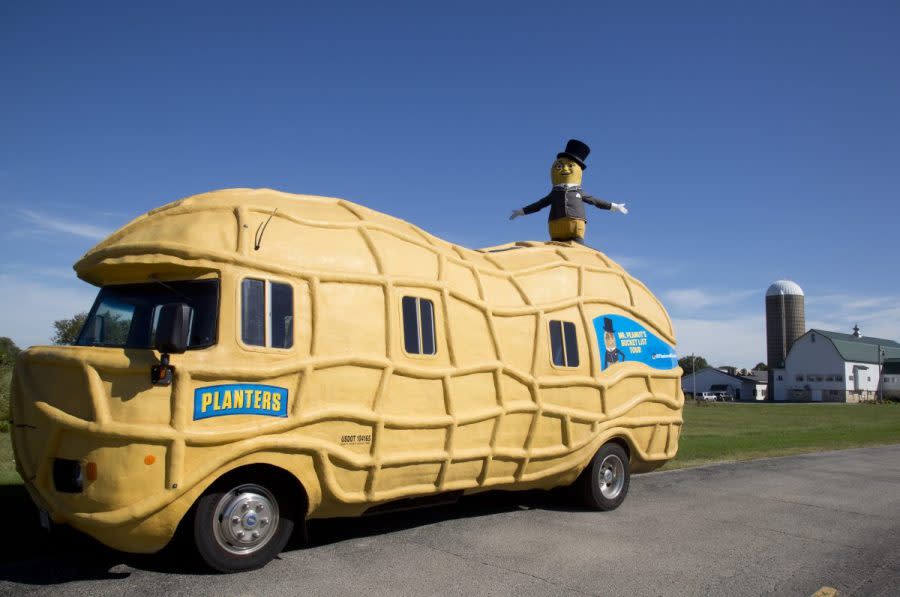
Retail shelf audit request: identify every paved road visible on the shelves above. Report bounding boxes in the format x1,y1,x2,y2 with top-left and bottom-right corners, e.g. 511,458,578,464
1,445,898,596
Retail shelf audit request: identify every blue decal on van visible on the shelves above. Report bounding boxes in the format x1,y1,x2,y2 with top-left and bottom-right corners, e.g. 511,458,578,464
593,314,677,371
193,384,288,420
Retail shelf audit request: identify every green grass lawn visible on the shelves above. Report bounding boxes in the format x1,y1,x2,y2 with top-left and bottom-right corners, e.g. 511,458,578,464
1,403,898,484
664,401,900,469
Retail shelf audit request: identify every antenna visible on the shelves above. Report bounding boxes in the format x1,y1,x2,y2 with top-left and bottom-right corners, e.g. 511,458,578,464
254,208,278,250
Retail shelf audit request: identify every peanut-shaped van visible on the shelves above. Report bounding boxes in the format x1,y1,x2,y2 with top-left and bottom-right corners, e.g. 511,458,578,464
11,188,683,571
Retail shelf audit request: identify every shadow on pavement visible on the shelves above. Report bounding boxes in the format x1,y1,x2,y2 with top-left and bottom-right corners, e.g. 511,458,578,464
303,487,576,549
0,484,581,585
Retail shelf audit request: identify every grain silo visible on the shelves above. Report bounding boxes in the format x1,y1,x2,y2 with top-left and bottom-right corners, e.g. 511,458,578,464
765,280,805,398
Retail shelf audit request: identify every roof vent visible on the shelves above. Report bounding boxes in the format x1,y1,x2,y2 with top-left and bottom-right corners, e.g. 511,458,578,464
852,324,861,338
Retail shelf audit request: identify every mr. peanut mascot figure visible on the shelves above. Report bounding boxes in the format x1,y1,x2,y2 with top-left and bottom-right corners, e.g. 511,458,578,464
509,139,627,244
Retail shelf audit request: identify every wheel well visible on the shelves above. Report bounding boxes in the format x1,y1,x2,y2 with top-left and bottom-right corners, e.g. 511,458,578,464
606,437,632,461
212,463,309,517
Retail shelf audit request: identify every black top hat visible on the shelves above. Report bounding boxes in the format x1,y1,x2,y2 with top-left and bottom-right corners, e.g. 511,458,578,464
557,139,591,170
603,317,615,333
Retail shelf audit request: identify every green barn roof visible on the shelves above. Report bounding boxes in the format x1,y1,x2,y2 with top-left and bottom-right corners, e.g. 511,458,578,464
812,329,900,364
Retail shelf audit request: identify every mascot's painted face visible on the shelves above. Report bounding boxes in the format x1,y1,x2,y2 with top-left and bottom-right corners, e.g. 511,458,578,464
604,330,617,352
550,157,583,186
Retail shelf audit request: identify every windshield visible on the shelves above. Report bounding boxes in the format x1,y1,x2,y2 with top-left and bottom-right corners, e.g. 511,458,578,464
76,279,219,349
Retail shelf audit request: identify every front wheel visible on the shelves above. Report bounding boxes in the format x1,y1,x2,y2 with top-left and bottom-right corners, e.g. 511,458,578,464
575,442,630,510
194,481,296,573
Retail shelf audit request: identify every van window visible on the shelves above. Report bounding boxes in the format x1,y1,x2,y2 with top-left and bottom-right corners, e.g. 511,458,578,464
242,279,293,349
402,296,436,355
549,320,579,367
271,282,293,348
77,279,219,349
241,279,265,346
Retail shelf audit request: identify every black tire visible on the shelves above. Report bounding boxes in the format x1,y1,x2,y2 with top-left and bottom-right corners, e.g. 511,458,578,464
575,442,630,510
193,479,296,573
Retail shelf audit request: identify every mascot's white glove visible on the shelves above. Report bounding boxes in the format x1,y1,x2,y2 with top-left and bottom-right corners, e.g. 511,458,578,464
611,202,628,215
509,209,525,220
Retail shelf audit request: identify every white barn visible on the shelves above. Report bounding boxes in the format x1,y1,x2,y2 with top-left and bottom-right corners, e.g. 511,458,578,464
771,327,900,402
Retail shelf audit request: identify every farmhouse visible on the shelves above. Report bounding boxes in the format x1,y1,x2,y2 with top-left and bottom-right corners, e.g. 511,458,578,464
771,327,900,402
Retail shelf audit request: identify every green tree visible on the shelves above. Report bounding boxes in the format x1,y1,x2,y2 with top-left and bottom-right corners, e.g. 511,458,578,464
0,337,18,428
52,313,88,345
754,362,768,371
678,355,708,375
0,337,20,367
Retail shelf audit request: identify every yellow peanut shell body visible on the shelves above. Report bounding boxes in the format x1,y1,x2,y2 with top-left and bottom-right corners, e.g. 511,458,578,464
11,188,682,553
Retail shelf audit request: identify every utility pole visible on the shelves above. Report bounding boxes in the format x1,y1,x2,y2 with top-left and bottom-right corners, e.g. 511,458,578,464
879,346,885,404
692,354,696,400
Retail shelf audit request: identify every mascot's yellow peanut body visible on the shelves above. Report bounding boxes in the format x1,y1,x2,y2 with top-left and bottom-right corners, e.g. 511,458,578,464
12,188,682,569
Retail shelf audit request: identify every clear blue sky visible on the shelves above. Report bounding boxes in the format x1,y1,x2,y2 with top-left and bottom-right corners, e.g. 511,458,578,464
2,0,899,367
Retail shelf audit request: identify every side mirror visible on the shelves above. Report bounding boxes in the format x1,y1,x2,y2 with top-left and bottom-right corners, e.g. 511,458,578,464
155,303,191,354
151,303,191,386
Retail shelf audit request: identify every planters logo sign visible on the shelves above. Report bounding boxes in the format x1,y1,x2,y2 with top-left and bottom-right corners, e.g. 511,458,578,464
193,384,288,420
593,314,677,371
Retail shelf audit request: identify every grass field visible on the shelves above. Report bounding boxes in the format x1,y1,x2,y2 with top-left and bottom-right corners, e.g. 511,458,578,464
664,401,900,469
1,403,899,484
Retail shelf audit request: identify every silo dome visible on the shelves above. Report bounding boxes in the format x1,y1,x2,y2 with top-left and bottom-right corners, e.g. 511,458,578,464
766,280,804,297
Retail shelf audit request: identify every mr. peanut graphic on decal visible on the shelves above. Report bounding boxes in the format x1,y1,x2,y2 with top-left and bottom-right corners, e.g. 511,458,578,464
594,314,677,371
602,317,626,367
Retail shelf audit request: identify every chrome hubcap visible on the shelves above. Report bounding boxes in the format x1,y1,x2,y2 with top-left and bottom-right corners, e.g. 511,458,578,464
598,454,625,499
213,484,279,555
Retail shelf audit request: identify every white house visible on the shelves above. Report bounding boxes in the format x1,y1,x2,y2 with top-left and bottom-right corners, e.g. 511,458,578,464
681,367,768,401
771,327,900,402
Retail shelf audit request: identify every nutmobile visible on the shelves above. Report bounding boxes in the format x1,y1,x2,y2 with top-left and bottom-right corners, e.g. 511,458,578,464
11,185,683,572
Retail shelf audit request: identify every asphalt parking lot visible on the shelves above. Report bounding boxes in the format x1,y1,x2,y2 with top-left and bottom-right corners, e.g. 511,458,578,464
1,445,898,596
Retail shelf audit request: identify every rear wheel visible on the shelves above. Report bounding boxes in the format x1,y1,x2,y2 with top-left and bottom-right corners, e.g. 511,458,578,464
194,480,296,572
575,442,630,510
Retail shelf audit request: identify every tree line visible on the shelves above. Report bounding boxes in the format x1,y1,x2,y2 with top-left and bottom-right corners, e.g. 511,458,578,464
679,355,767,376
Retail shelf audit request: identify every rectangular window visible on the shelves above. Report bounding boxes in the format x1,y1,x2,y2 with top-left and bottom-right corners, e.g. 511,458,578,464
549,320,579,367
795,375,803,382
242,279,293,349
401,296,436,355
271,282,294,349
242,279,265,346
